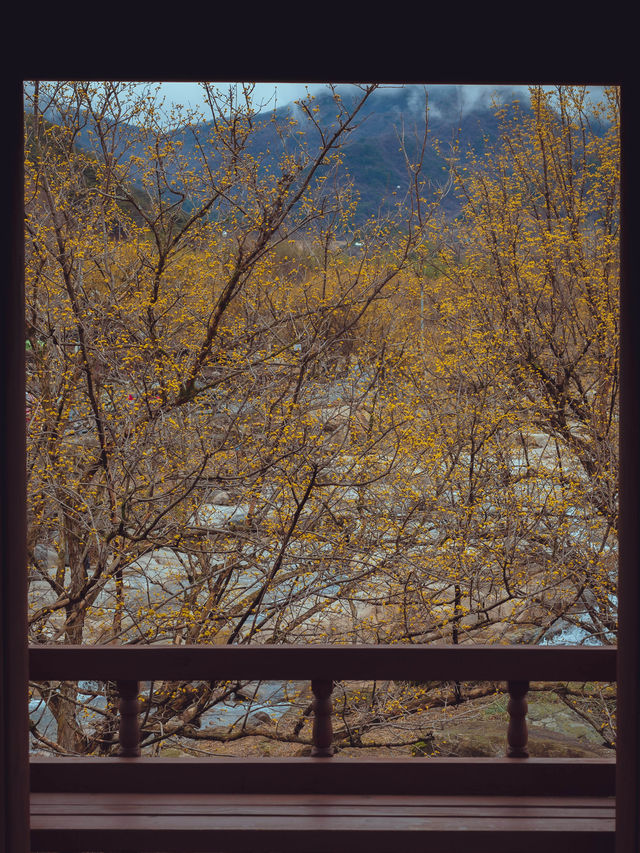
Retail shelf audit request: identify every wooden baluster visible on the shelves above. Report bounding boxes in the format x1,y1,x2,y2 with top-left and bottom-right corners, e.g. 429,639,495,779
506,680,529,758
117,680,141,757
311,679,334,757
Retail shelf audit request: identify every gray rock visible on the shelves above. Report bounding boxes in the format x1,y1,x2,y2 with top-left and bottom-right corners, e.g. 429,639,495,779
33,544,58,569
246,711,274,729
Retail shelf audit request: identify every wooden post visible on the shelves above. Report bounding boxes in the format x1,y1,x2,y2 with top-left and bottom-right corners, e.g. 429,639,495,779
117,680,141,757
506,680,529,757
617,79,640,852
311,679,334,757
1,77,29,853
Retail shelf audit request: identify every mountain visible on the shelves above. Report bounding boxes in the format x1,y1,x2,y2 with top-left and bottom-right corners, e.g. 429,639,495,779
30,84,610,228
304,85,525,221
162,85,531,225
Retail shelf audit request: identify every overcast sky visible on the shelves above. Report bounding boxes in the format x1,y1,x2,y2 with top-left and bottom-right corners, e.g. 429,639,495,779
150,82,322,111
130,82,607,119
136,81,541,114
133,82,407,115
30,82,606,127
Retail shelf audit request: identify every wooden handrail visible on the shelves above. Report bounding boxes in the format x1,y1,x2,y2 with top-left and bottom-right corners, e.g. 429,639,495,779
28,643,617,682
29,643,616,759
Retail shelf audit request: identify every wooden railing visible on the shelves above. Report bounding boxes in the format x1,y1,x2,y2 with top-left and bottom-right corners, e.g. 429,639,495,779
29,643,617,761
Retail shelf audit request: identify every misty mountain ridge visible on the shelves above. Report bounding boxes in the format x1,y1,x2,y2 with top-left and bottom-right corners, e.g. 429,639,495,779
25,84,609,227
171,85,533,224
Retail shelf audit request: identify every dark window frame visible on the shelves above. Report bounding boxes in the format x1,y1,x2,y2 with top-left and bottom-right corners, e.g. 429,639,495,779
3,67,637,853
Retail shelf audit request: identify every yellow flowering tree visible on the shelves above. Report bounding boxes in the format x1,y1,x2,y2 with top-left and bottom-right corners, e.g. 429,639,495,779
400,86,620,647
25,81,441,751
25,82,618,755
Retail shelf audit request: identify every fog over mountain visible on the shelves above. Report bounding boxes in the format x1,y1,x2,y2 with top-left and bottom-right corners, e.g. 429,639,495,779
271,84,532,221
24,83,609,226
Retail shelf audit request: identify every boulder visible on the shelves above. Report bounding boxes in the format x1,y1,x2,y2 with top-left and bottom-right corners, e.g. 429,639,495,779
246,711,274,729
431,720,610,758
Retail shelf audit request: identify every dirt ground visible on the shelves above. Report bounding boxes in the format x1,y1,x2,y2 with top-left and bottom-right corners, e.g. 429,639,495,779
160,681,614,760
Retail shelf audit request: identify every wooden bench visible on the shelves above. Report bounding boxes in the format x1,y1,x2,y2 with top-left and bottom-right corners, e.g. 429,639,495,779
28,644,617,852
30,792,615,853
30,755,615,852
